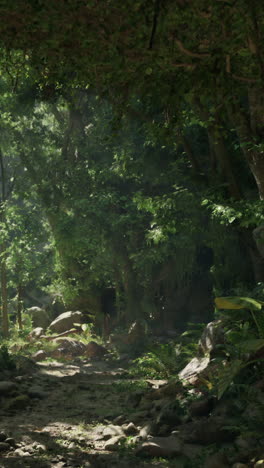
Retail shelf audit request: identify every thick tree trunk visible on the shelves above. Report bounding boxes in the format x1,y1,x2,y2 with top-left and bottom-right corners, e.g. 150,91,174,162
244,150,264,200
207,127,241,200
227,87,264,199
193,98,241,199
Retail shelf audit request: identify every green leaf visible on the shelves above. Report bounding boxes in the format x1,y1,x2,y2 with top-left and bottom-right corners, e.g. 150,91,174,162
215,296,263,311
217,359,243,399
241,339,264,354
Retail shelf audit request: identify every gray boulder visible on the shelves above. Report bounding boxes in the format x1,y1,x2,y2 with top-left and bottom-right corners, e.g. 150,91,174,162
27,307,51,329
49,311,82,334
52,338,86,359
178,356,210,385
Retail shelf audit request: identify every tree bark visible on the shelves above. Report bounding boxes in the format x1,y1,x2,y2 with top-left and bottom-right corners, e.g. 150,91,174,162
0,150,8,337
207,127,242,200
227,88,264,199
0,247,8,338
17,284,23,330
193,98,241,199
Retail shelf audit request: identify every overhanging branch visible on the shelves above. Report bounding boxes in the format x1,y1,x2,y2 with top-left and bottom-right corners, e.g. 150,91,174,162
175,38,210,58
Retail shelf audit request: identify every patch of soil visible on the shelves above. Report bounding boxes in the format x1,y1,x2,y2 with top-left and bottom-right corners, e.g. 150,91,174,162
0,358,164,468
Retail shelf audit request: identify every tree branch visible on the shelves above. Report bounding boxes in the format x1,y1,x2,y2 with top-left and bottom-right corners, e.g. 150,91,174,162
232,73,259,83
148,0,160,50
175,38,210,58
172,62,195,69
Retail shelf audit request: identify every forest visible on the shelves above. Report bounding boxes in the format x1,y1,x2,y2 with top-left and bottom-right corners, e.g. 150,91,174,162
0,1,263,467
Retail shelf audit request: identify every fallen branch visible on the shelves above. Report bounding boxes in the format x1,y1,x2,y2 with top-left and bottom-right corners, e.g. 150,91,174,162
42,328,82,341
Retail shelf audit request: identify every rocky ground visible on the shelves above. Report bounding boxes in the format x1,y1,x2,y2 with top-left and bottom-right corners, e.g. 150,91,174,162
0,356,178,468
0,353,263,468
0,312,264,467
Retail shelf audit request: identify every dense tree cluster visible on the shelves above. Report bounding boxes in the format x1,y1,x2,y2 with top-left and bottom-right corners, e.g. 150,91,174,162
0,1,263,336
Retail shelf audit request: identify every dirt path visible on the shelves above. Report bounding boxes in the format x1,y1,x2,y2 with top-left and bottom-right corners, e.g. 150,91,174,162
0,358,165,468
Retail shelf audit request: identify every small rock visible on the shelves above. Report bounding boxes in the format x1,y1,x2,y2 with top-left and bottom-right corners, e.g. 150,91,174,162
136,436,183,458
118,353,129,361
102,425,124,440
36,444,46,453
85,341,108,358
23,444,35,454
0,432,8,442
27,386,48,399
122,422,138,435
5,438,16,447
189,397,215,418
156,400,184,427
0,442,10,452
32,350,48,361
254,462,264,467
126,390,144,408
0,381,17,395
232,464,249,468
14,376,25,382
182,443,204,460
7,394,30,410
139,401,153,411
113,415,126,425
235,436,253,451
28,327,45,341
129,410,149,423
204,452,229,468
153,398,170,410
104,435,125,450
139,424,153,440
157,424,171,436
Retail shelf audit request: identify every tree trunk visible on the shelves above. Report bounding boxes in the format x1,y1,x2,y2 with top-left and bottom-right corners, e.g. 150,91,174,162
0,249,8,338
123,259,143,324
193,98,241,199
207,127,242,200
244,150,264,200
0,151,8,337
227,88,264,199
17,284,23,330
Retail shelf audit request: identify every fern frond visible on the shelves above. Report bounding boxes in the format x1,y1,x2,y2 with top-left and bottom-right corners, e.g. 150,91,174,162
217,359,243,399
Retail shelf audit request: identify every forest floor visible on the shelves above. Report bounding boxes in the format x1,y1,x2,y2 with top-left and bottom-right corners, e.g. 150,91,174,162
0,357,171,468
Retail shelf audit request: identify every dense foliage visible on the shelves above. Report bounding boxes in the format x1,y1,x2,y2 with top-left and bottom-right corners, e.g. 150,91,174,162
0,1,263,337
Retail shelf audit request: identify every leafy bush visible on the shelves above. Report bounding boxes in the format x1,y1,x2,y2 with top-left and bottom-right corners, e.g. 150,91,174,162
212,296,264,399
130,328,200,379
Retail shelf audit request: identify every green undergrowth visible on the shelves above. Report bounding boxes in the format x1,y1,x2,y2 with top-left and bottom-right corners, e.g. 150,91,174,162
111,379,148,393
0,319,105,364
129,324,203,379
